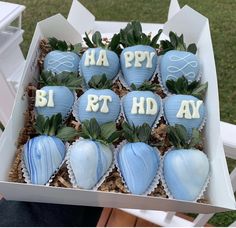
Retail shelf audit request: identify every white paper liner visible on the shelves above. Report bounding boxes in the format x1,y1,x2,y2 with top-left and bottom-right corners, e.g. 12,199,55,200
114,140,161,196
118,56,159,91
160,147,211,202
72,92,122,125
21,142,69,186
65,138,115,190
162,95,207,133
157,54,203,96
120,92,164,131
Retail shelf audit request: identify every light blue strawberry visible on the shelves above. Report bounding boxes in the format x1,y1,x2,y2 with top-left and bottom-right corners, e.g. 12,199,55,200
24,135,66,185
80,47,120,84
120,45,158,88
164,95,205,135
35,86,74,120
160,50,200,90
73,89,120,125
122,91,162,127
163,148,210,201
117,142,160,195
44,50,80,74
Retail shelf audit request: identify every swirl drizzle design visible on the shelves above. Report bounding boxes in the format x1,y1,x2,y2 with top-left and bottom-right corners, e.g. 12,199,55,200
47,52,76,73
166,53,198,81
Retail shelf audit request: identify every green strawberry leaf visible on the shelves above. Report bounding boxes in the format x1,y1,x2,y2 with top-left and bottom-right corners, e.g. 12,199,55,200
187,43,197,54
56,127,79,141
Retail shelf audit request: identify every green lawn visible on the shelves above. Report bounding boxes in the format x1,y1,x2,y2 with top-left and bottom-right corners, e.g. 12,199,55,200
3,0,236,226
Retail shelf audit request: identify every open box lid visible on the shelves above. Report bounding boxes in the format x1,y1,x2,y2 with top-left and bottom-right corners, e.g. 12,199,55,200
0,0,235,213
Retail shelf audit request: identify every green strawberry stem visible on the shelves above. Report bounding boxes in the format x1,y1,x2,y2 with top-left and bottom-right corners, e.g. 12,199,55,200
122,122,152,143
166,76,208,100
130,80,160,92
79,118,121,145
48,37,82,53
167,124,202,149
119,21,162,48
39,71,83,90
88,74,113,89
159,31,197,55
84,32,122,55
34,114,79,141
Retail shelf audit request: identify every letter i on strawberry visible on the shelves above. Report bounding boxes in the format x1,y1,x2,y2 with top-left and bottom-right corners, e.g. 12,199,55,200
159,32,199,91
35,71,82,120
164,76,208,136
119,21,162,88
44,37,81,74
163,125,210,201
80,32,121,85
117,122,160,195
23,113,79,185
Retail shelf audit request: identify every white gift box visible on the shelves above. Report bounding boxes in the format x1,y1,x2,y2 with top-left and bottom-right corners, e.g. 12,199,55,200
0,0,235,213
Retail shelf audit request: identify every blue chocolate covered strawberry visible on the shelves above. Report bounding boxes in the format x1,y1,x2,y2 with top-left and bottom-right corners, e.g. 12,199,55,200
122,81,162,127
117,122,160,195
73,74,120,125
163,125,210,201
159,32,200,92
23,114,78,185
164,76,208,135
119,21,162,88
80,32,120,84
35,71,82,120
44,37,81,74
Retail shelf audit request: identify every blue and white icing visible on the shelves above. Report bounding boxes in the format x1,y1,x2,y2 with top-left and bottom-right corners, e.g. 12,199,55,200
160,50,200,90
73,89,120,124
44,50,80,74
164,95,205,135
117,142,160,195
23,135,66,185
122,91,162,127
80,48,120,84
120,45,158,88
69,139,113,189
35,86,75,120
163,149,210,201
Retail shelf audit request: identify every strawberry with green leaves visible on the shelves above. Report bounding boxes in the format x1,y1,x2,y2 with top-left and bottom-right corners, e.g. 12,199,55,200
23,114,79,185
67,118,120,189
80,32,120,85
44,37,81,74
119,21,162,88
159,32,200,92
35,71,82,120
73,74,120,125
164,76,208,136
117,122,160,195
163,125,210,201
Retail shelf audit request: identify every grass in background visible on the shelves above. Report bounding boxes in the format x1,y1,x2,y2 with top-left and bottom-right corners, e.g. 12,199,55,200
2,0,236,226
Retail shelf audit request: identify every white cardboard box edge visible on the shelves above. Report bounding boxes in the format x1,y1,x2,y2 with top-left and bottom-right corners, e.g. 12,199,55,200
0,1,235,213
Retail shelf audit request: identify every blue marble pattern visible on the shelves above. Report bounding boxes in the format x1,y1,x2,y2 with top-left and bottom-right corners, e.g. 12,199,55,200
122,91,162,127
73,89,120,124
80,48,120,84
35,86,75,119
44,50,80,74
69,139,113,189
23,135,66,185
160,50,200,91
120,45,158,88
163,149,210,201
117,142,160,195
164,95,205,135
